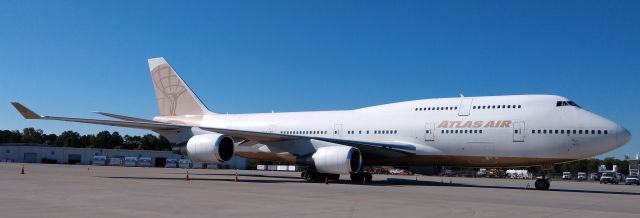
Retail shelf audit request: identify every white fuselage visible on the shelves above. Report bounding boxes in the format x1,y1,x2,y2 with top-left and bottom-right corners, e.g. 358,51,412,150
155,95,630,167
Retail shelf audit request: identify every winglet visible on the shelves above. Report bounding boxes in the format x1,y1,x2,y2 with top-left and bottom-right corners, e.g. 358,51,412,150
10,102,43,119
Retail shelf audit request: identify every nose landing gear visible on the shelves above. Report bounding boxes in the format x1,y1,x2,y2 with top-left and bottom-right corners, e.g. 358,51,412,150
534,164,552,190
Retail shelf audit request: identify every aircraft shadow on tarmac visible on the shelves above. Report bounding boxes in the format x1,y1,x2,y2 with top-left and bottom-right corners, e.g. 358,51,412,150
100,173,640,196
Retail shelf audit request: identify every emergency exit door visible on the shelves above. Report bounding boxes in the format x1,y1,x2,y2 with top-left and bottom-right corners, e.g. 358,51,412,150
333,124,343,138
424,122,435,141
513,121,525,142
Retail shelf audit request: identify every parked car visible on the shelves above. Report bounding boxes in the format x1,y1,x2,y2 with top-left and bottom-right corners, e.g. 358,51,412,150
123,157,138,167
562,172,572,180
577,172,587,181
625,175,639,185
600,172,620,184
138,157,153,167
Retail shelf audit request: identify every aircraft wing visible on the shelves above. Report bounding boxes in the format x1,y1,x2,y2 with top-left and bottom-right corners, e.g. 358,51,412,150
12,102,184,131
12,102,416,157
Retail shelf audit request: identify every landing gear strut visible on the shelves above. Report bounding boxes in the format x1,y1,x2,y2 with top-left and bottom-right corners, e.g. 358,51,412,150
534,164,552,190
301,169,339,182
350,171,372,184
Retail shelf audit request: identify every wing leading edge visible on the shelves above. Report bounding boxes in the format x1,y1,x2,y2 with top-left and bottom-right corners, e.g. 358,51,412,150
11,102,416,157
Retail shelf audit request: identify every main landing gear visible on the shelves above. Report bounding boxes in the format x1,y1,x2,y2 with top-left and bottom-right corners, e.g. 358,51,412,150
534,164,552,190
301,169,339,182
300,169,373,184
350,171,373,184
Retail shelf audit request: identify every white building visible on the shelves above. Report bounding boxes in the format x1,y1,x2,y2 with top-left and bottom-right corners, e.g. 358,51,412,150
0,143,248,169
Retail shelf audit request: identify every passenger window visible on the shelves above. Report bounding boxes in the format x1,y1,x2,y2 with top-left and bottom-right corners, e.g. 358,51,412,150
555,130,559,134
573,130,577,134
561,130,565,134
518,105,522,108
579,130,583,134
538,130,541,134
532,130,535,134
543,130,547,134
604,130,608,134
507,105,511,108
515,130,519,134
441,130,444,134
597,130,601,134
591,130,595,134
479,130,483,134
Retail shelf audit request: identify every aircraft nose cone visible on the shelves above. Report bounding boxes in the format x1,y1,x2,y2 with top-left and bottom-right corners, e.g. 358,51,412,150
618,127,631,146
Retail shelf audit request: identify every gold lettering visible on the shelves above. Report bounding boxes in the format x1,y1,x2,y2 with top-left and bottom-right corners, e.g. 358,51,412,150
484,121,495,128
453,121,463,128
437,121,449,129
500,120,512,128
462,121,473,128
495,120,502,127
472,121,483,128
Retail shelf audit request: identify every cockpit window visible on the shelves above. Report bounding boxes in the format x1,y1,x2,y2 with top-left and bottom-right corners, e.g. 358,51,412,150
556,101,581,108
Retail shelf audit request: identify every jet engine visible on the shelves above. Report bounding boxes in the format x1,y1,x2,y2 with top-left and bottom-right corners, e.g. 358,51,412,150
306,145,362,174
173,133,234,163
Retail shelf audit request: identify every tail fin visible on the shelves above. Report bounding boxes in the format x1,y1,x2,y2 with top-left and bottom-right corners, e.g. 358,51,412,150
148,57,213,116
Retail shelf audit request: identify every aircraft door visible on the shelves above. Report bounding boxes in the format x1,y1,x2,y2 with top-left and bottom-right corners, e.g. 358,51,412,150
333,124,343,138
424,122,435,141
513,121,525,142
458,98,473,116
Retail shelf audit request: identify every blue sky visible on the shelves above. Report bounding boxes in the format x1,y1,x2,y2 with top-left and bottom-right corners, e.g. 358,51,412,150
0,1,638,158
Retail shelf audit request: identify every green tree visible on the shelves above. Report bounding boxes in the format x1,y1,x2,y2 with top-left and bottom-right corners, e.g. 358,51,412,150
123,135,141,150
21,127,43,144
56,131,81,147
94,131,112,149
140,134,158,150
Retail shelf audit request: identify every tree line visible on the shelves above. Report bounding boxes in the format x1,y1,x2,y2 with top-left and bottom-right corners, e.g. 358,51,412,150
0,128,173,151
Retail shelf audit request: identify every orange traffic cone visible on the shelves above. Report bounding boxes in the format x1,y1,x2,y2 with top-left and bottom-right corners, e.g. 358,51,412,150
185,170,190,181
20,164,25,175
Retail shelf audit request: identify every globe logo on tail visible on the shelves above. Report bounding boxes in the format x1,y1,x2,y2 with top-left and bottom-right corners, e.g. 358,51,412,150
152,64,187,116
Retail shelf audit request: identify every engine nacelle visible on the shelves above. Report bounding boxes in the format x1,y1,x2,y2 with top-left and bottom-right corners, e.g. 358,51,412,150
311,145,362,174
180,133,234,163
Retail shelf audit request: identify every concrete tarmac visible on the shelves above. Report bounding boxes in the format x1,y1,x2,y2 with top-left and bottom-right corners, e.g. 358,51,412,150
1,163,639,218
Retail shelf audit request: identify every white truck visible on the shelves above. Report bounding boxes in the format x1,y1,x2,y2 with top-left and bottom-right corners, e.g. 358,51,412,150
92,155,107,166
165,158,179,168
577,172,587,181
562,172,572,180
599,172,620,184
123,157,138,167
178,159,192,168
108,157,122,166
137,157,153,167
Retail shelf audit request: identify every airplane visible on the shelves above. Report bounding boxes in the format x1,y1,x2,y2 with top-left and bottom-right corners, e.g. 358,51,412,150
11,57,631,190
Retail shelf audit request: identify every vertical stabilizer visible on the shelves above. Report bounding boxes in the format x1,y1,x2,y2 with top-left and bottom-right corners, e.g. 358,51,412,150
148,57,212,116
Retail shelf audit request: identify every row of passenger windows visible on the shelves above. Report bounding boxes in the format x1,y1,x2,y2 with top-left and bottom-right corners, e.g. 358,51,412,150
530,129,608,135
473,105,521,110
441,129,484,134
281,130,399,135
281,130,327,135
346,130,398,135
415,106,457,111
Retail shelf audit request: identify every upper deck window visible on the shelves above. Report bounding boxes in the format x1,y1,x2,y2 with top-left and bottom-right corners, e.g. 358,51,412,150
556,101,581,108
